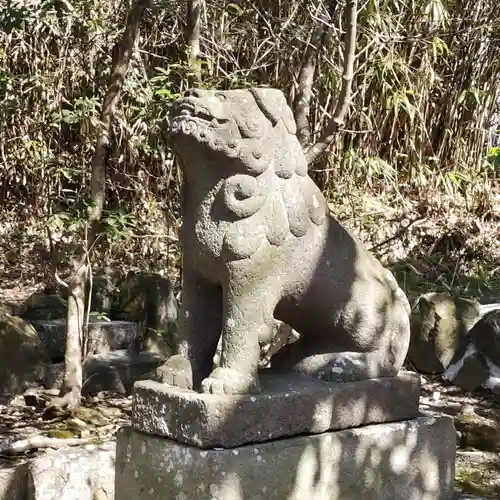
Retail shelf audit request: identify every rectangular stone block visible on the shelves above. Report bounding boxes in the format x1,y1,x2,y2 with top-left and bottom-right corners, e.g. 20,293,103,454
116,414,456,500
132,371,420,448
33,319,137,361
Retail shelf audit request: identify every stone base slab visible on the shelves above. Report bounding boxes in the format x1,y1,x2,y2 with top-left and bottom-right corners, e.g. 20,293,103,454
132,371,420,448
116,414,456,500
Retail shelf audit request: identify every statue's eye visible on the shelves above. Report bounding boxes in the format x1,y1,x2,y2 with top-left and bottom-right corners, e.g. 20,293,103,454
215,93,226,101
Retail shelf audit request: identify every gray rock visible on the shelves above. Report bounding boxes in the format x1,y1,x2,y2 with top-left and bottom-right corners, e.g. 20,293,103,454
44,362,65,390
132,371,420,448
89,266,123,316
19,293,67,321
469,309,500,366
408,293,480,374
83,350,164,395
0,442,114,500
116,414,456,500
27,441,115,500
449,351,490,392
85,321,137,356
0,461,28,500
32,319,137,362
161,87,411,395
0,312,49,394
44,350,164,396
112,271,179,357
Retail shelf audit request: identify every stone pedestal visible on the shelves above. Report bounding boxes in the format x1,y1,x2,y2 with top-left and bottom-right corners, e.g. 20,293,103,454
115,415,456,500
115,372,457,500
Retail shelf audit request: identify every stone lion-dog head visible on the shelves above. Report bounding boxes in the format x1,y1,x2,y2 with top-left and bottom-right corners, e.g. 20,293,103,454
168,88,327,260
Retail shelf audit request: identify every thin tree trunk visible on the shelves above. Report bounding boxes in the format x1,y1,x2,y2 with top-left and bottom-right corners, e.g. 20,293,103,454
294,1,338,148
187,0,202,86
305,0,358,166
58,0,152,409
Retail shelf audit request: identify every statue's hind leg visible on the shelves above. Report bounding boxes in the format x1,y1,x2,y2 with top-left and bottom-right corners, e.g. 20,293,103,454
270,306,410,383
269,338,399,382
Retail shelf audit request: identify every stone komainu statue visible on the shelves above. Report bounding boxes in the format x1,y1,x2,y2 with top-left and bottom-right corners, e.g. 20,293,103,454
160,87,411,395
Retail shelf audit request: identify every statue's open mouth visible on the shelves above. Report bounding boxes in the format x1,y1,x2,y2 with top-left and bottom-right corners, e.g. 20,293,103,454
170,98,229,130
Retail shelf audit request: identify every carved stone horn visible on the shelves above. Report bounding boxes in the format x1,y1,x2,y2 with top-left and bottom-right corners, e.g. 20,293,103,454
250,88,297,135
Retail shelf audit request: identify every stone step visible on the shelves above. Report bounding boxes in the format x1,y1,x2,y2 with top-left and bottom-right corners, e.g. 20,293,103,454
32,319,137,361
45,350,165,396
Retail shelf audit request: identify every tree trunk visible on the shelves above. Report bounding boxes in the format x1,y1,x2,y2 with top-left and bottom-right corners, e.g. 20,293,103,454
293,1,338,148
305,0,358,167
58,0,152,409
186,0,202,86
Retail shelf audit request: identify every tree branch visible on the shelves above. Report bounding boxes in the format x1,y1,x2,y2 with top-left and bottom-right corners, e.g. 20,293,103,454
186,0,202,86
305,0,358,166
293,1,339,148
59,0,152,409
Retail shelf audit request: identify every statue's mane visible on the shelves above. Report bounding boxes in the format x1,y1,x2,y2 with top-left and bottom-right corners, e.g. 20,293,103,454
219,88,327,260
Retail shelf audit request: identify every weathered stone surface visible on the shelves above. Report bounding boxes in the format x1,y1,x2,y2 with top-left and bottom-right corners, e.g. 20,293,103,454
0,312,48,394
89,266,123,316
82,350,164,395
116,414,456,500
0,462,28,500
449,351,490,392
44,350,164,395
0,443,114,500
20,293,68,321
160,87,411,395
86,321,137,355
132,371,420,448
112,271,179,357
408,293,480,374
469,309,500,366
27,441,115,500
442,318,500,396
33,319,137,361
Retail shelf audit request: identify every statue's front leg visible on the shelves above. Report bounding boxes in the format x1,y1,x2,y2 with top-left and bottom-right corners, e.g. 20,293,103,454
156,270,222,390
201,274,278,395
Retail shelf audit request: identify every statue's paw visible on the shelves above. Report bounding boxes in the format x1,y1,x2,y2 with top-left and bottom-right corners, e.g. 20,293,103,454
200,367,260,395
155,354,193,390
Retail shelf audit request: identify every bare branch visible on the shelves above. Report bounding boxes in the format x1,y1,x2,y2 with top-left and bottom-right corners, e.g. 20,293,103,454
186,0,202,85
293,1,339,148
59,0,152,410
305,0,358,166
0,435,97,455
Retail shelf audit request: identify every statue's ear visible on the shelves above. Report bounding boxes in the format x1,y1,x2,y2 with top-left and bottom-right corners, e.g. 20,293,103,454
250,87,297,135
